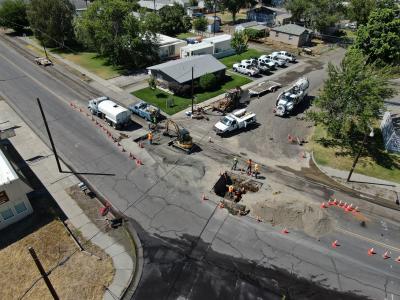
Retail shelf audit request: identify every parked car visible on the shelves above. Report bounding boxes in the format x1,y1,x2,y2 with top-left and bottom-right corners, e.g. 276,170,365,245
264,54,286,67
271,51,296,63
232,62,259,77
258,55,277,69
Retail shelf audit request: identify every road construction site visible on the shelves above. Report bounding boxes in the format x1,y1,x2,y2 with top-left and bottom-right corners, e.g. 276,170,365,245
1,32,400,300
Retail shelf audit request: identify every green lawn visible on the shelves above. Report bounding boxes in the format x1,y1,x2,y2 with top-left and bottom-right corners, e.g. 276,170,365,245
57,52,125,79
310,126,400,183
132,74,251,115
175,32,196,40
219,49,265,68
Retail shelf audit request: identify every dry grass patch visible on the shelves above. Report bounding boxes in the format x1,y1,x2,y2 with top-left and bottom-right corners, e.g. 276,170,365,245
0,220,114,300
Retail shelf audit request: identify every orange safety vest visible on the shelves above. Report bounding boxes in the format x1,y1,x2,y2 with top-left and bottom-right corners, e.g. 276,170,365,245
254,164,259,172
228,185,234,193
148,132,153,140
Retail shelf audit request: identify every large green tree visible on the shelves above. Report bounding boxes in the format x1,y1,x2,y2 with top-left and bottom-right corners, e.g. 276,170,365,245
285,0,344,32
193,16,207,31
158,4,191,36
0,0,28,33
221,0,246,23
27,0,75,47
74,0,158,68
308,49,395,151
353,7,400,66
346,0,397,25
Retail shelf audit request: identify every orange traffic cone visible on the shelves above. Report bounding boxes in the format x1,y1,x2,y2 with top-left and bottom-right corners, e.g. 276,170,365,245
328,200,335,206
395,256,400,263
331,240,339,248
281,228,289,234
320,202,327,209
218,202,225,209
354,206,359,212
338,200,343,207
201,193,207,201
368,248,376,256
383,251,390,259
135,159,142,166
121,147,126,152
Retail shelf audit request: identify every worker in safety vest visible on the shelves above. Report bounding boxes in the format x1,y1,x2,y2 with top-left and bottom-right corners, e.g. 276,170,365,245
246,159,252,175
254,164,260,179
147,132,153,145
231,157,238,170
228,185,234,198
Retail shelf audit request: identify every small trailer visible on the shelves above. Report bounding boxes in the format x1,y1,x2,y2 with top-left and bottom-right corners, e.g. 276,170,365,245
248,81,281,97
34,57,53,66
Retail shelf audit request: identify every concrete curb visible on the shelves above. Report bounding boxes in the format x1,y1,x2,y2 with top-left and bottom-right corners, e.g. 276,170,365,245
0,93,139,300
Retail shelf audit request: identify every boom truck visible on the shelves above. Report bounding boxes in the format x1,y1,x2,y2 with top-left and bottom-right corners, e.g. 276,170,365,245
274,77,309,117
88,96,131,129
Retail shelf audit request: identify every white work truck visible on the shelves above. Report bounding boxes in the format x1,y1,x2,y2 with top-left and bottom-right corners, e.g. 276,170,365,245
271,51,296,63
214,109,256,135
232,62,259,77
88,96,131,129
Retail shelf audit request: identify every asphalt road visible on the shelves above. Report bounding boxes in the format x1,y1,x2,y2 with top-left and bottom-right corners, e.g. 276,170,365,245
1,36,400,300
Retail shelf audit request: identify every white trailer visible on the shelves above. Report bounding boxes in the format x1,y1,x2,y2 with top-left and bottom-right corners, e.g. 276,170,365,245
214,109,256,135
88,96,131,129
274,77,309,117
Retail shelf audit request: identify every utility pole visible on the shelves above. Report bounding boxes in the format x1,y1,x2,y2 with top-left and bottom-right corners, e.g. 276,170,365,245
214,0,217,36
153,0,156,11
37,98,62,173
191,67,194,114
28,247,59,300
347,128,374,182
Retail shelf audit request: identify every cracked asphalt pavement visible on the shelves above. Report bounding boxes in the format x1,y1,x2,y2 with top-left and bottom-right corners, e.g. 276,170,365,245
1,36,400,300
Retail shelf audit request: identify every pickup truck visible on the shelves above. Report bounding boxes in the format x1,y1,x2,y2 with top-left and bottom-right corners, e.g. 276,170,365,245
214,109,256,135
271,51,296,63
128,101,160,122
248,80,281,97
258,56,276,69
241,59,270,73
263,54,286,67
232,62,259,77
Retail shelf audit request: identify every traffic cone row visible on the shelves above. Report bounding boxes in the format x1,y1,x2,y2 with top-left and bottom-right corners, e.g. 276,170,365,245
321,198,361,214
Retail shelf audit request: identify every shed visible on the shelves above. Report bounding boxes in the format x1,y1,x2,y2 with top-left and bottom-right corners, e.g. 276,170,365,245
180,42,214,58
269,24,311,47
246,6,276,26
147,55,226,86
235,21,258,32
157,34,187,60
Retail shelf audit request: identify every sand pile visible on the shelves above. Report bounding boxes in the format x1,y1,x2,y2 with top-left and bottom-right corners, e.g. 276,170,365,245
251,196,336,237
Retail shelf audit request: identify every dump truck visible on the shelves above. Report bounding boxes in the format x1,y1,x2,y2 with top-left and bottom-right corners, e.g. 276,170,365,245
248,81,281,97
274,77,309,117
88,96,131,129
214,109,256,135
212,87,242,114
128,101,160,122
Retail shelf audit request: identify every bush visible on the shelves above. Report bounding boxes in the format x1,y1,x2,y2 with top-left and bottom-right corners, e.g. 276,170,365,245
193,16,208,32
169,82,192,97
199,73,217,91
244,28,265,41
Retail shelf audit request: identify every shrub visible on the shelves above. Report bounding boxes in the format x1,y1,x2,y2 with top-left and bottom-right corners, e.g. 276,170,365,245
199,73,217,91
244,28,265,41
193,16,208,32
169,82,192,97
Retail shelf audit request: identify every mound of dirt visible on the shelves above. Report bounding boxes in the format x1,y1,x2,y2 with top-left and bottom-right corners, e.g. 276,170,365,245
251,196,336,237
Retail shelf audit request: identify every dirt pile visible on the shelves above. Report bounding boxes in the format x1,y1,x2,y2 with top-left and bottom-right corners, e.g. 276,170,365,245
251,196,336,237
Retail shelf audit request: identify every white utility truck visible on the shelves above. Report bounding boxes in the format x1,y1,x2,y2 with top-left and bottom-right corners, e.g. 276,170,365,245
214,109,256,135
274,77,309,117
232,62,259,77
88,96,131,129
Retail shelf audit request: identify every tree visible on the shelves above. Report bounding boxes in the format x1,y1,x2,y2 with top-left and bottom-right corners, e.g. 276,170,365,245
158,4,189,36
27,0,75,47
244,28,264,41
353,7,400,66
75,0,158,68
148,74,156,90
199,73,217,90
347,0,376,25
193,16,207,31
0,0,28,33
285,0,344,32
231,30,248,54
307,49,395,151
140,11,161,34
221,0,246,23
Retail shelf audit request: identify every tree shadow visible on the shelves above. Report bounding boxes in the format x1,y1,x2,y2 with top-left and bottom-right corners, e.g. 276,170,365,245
291,95,315,116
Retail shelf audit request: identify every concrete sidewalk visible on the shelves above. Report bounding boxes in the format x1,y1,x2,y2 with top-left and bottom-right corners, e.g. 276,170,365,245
0,100,137,300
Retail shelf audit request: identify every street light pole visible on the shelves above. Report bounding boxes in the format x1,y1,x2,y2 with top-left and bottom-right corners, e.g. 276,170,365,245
346,128,374,182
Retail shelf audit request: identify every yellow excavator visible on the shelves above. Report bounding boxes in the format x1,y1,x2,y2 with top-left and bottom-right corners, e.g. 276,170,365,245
163,120,194,153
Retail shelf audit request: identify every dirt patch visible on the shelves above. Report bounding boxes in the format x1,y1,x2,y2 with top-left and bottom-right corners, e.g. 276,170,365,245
251,195,336,237
0,220,114,300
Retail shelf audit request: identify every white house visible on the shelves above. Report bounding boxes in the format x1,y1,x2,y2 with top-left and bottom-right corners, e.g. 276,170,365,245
157,34,187,60
0,150,33,230
180,42,214,58
201,34,234,57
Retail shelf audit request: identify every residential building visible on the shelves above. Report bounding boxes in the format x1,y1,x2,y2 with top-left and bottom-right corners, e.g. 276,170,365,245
246,6,276,26
235,21,259,32
147,54,226,86
157,34,187,60
180,42,214,58
138,0,191,11
202,34,235,58
269,24,311,47
0,149,33,230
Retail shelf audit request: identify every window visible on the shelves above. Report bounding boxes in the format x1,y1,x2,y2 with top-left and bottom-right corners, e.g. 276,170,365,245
0,208,14,220
0,191,9,205
14,202,27,214
288,35,293,40
275,32,279,37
